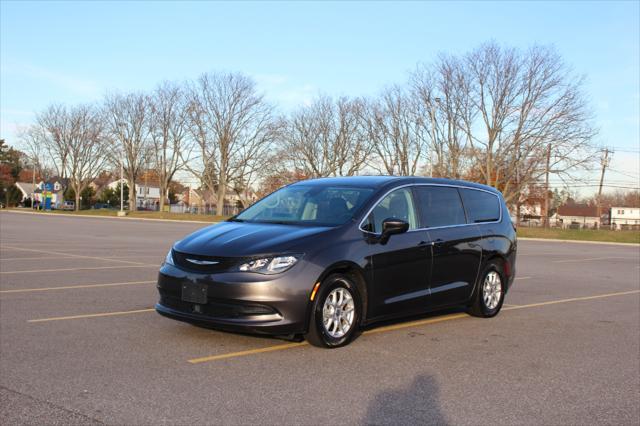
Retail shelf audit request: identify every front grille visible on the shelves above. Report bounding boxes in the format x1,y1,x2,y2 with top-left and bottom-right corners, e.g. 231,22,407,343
159,294,277,318
172,250,237,273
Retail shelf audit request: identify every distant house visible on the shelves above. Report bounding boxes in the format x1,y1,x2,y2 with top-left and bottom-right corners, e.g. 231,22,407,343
107,178,162,209
14,182,34,202
29,179,68,209
510,184,546,225
184,187,217,211
228,189,259,209
554,204,600,229
89,172,115,199
180,187,251,215
610,207,640,230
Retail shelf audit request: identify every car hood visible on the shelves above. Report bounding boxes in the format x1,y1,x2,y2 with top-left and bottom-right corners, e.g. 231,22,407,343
173,221,332,257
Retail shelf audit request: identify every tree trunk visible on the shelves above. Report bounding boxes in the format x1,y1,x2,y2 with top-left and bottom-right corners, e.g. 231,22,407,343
159,185,166,212
216,174,226,217
129,182,137,211
75,185,81,212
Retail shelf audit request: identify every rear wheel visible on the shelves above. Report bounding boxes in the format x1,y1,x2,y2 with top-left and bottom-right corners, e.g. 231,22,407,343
468,261,505,317
305,274,361,348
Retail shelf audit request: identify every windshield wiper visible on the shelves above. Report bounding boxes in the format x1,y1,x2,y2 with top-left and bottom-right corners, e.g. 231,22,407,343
227,217,245,222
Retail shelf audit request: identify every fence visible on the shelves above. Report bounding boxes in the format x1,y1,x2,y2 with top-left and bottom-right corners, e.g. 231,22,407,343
169,204,242,216
515,217,640,231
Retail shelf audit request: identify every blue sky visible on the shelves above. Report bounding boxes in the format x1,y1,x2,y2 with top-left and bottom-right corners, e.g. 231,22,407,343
1,0,638,193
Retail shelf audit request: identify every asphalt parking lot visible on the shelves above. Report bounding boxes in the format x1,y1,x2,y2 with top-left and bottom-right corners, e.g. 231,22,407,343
1,211,639,425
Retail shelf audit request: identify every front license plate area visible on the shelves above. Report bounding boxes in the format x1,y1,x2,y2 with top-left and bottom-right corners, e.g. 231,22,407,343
181,282,207,304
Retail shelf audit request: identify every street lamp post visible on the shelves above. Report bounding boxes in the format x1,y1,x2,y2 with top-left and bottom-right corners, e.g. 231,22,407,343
117,154,126,217
120,157,124,212
116,123,127,217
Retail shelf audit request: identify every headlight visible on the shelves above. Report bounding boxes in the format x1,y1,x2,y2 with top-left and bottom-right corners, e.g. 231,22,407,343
164,248,175,266
238,255,300,274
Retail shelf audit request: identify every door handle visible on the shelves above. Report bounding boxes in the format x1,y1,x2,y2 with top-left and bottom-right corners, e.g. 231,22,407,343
431,239,445,247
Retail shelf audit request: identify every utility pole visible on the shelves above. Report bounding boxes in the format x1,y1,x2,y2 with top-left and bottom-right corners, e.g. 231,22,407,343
596,148,611,228
543,143,551,228
117,150,126,217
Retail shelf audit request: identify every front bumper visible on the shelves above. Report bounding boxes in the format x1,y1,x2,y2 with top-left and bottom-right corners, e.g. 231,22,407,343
155,262,319,335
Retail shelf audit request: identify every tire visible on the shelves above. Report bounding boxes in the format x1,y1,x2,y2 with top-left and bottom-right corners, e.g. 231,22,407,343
468,261,505,318
305,274,361,348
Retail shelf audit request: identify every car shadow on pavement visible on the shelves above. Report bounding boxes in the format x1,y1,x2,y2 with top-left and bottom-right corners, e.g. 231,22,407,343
363,374,449,426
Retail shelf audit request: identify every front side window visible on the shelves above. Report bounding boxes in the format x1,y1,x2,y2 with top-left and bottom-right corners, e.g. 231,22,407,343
414,186,466,227
234,185,374,226
362,188,419,233
459,188,501,223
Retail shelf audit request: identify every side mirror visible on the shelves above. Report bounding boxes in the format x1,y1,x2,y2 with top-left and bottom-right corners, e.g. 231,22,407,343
379,218,409,244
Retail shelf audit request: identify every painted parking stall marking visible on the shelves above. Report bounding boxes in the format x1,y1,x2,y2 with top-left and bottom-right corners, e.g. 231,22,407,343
0,280,156,294
185,289,640,364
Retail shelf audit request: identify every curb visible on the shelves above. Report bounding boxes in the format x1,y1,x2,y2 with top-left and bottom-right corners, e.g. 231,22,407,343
518,237,639,247
0,209,218,225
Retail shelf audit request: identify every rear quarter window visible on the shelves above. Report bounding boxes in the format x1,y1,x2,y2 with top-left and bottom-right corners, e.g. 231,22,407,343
459,188,501,223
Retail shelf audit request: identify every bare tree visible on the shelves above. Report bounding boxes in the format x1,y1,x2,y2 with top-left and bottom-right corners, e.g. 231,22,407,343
411,42,597,203
283,96,370,178
411,56,472,178
34,104,72,179
469,43,596,203
65,105,109,211
148,81,191,212
364,86,426,176
186,72,279,215
103,92,151,211
17,125,49,184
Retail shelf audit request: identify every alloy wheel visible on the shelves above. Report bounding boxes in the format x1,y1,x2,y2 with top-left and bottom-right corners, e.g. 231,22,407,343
322,286,355,338
482,271,502,310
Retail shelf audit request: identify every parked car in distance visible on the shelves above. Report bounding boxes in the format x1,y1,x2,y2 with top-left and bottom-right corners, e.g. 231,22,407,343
92,203,112,210
156,176,517,347
61,201,75,211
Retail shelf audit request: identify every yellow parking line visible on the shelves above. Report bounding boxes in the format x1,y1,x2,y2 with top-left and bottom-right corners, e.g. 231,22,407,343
515,276,531,280
0,245,150,266
363,313,469,335
0,255,161,261
186,289,640,364
0,280,155,294
502,290,640,310
1,256,104,261
27,308,156,323
0,264,157,274
188,342,308,364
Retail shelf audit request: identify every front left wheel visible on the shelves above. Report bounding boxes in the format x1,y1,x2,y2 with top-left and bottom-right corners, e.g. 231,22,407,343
304,274,361,348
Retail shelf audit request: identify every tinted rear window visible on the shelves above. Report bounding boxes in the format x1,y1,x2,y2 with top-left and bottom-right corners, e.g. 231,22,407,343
459,188,501,223
414,186,466,227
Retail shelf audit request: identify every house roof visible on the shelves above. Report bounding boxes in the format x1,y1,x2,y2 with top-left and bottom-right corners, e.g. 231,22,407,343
14,182,35,197
190,188,217,203
557,204,598,218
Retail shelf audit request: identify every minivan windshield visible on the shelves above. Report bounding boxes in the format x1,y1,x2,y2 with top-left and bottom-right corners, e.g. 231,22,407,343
233,185,375,226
